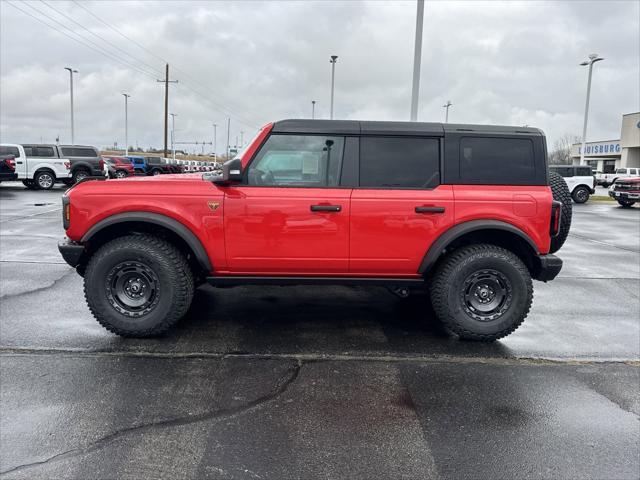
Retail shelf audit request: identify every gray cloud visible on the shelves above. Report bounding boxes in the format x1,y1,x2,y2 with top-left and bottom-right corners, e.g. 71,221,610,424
1,0,638,152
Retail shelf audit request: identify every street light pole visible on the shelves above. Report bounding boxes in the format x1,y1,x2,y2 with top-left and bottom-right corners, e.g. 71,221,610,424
329,55,338,119
212,123,217,162
64,67,78,144
410,0,425,122
311,100,316,119
226,118,231,159
442,100,452,123
122,94,130,156
579,53,604,166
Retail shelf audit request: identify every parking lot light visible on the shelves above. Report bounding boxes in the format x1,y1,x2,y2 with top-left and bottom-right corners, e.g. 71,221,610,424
64,67,78,145
579,54,604,166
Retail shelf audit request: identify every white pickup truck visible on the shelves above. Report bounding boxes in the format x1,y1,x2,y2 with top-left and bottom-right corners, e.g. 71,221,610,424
597,167,640,187
0,144,71,190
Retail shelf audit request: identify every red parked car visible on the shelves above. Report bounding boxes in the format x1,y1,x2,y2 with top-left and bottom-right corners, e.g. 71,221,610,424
103,156,135,179
59,120,570,340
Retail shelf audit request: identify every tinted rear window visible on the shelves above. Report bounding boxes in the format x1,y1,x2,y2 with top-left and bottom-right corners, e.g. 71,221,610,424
61,147,97,157
550,166,573,177
34,146,55,157
360,137,439,188
576,166,592,176
460,137,535,183
0,146,20,157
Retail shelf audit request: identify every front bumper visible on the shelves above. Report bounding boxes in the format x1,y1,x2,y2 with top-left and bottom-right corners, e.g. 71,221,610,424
609,190,640,201
58,238,85,268
533,254,563,282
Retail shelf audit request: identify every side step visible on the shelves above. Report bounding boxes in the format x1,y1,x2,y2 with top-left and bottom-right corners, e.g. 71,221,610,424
206,276,425,287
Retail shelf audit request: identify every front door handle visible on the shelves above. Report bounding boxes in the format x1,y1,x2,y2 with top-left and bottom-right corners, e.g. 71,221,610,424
311,204,341,212
415,206,445,214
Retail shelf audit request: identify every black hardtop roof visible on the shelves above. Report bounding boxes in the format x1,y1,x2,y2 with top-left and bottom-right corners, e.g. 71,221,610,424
272,119,543,137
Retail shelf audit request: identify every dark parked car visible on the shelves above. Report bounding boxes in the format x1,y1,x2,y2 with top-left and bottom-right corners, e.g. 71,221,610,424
0,154,17,182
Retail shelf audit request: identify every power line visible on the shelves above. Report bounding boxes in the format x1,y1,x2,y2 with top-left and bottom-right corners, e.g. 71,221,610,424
70,0,261,130
40,0,164,78
7,1,158,81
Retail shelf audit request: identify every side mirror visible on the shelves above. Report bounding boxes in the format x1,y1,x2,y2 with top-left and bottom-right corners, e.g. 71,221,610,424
213,158,243,185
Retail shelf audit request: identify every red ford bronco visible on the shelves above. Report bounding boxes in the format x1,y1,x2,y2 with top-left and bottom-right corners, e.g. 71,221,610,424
59,120,571,341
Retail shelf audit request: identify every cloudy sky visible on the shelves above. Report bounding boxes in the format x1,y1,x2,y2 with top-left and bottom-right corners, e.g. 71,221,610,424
1,0,638,153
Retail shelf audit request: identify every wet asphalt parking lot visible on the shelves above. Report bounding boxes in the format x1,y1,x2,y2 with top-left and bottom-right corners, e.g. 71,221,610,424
0,181,638,479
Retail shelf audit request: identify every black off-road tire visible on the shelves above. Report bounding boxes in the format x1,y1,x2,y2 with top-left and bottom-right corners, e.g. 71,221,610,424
617,200,636,208
430,244,533,342
548,170,572,254
84,234,194,337
571,186,590,204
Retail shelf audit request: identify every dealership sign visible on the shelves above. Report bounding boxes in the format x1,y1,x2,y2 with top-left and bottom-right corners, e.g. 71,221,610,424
576,141,622,156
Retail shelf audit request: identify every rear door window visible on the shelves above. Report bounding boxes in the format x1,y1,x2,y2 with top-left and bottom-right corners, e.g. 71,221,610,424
359,137,439,188
576,166,592,176
460,137,535,183
616,168,627,174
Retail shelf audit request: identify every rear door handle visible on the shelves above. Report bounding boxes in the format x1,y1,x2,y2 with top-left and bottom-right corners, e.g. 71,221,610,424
311,204,341,212
415,206,445,214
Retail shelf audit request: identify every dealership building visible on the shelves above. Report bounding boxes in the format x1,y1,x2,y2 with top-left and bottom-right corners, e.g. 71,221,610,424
571,112,640,172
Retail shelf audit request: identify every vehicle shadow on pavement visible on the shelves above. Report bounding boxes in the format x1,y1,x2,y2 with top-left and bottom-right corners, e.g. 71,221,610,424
169,285,515,359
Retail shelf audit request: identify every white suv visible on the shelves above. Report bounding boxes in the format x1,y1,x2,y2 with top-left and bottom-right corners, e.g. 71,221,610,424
549,165,596,204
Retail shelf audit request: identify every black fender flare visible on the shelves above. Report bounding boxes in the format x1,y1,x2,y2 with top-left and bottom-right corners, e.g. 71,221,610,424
81,212,212,272
418,220,539,275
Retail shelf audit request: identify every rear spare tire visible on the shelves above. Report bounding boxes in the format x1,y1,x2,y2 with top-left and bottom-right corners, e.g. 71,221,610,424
548,170,572,254
84,234,194,337
430,244,533,342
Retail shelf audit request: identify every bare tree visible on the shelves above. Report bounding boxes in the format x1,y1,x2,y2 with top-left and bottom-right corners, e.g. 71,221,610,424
549,134,581,165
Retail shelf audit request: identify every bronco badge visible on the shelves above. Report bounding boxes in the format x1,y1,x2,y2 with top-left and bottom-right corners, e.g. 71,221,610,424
207,201,220,211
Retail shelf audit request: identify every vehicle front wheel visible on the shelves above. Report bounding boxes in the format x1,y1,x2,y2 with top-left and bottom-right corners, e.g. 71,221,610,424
84,234,194,337
572,186,590,204
617,200,636,208
115,170,128,178
151,169,162,176
35,171,55,190
430,244,533,342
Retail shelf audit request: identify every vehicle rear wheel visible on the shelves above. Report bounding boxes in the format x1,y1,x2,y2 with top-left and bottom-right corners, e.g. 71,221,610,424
151,169,162,176
84,234,194,337
22,179,38,190
35,171,55,190
73,169,89,183
617,200,636,208
548,171,572,254
115,170,128,178
430,244,533,342
571,186,590,204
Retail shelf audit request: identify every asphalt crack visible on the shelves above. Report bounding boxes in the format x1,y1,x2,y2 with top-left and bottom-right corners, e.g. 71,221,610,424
0,359,302,477
0,268,74,300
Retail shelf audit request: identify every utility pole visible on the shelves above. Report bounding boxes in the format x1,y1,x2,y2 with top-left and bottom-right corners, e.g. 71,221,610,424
240,130,244,148
157,63,178,157
169,113,177,160
226,118,231,159
64,67,78,144
214,127,218,159
410,0,425,121
442,100,452,123
329,55,338,119
579,54,604,165
312,100,316,119
122,93,130,155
